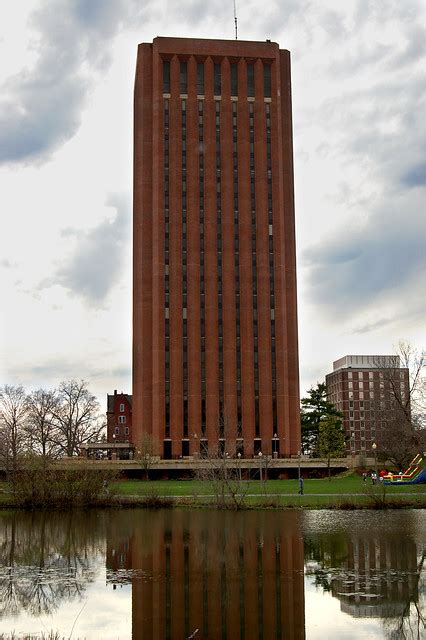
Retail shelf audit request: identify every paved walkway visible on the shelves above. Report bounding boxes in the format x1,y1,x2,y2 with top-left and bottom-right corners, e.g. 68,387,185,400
119,492,425,499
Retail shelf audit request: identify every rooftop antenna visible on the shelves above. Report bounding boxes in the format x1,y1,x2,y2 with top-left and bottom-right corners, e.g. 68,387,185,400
234,0,238,39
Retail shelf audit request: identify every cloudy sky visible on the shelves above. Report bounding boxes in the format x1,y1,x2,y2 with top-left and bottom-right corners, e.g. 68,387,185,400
1,0,425,409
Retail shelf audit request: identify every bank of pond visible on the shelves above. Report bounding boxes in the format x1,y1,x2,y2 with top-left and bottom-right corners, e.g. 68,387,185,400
0,471,425,510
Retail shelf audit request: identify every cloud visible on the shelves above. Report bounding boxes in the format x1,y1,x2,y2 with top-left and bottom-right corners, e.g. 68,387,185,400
401,160,426,188
0,259,14,268
303,190,426,318
297,3,426,332
0,0,149,165
40,193,130,304
352,317,396,335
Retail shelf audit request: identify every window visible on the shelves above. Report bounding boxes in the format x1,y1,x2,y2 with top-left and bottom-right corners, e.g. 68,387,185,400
247,63,254,97
125,427,129,436
180,61,187,94
163,60,170,93
118,415,126,424
115,427,119,435
214,63,221,95
263,64,271,98
348,371,353,379
119,403,125,412
231,63,238,96
197,62,204,94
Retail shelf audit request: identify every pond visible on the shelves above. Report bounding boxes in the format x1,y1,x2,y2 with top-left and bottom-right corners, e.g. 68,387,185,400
0,508,424,639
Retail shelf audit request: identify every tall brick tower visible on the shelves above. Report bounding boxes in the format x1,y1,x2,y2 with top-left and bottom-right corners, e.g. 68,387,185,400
133,37,300,459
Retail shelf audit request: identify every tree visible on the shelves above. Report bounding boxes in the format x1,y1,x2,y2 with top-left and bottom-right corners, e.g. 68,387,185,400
136,433,159,479
193,415,249,509
0,385,28,473
318,414,346,479
25,388,60,459
195,445,249,509
301,383,342,456
50,380,105,457
374,342,425,470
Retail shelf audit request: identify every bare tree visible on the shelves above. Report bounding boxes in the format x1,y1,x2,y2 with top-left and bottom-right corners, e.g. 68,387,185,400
0,385,28,473
50,380,105,457
374,342,425,470
25,388,60,459
135,433,159,479
194,415,249,509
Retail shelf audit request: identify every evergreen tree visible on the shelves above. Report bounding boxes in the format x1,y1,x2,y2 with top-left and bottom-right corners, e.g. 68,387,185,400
318,414,346,479
300,383,342,456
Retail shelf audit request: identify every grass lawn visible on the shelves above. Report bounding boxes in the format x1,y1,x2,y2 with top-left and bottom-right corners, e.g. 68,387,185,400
0,473,424,509
112,474,426,507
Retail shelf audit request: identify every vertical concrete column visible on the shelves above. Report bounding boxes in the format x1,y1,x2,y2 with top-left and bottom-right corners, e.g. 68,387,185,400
188,514,204,634
133,44,153,449
151,47,165,453
262,520,277,633
243,522,259,636
169,56,183,457
151,513,166,638
131,526,154,638
220,57,238,446
254,58,273,454
279,51,300,455
226,521,242,638
170,514,185,638
237,58,255,457
269,53,288,455
187,56,202,452
206,525,223,637
204,57,220,448
280,531,305,638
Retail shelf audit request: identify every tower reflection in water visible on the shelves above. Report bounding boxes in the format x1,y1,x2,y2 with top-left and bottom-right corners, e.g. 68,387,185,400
106,510,305,639
332,536,420,619
305,518,424,638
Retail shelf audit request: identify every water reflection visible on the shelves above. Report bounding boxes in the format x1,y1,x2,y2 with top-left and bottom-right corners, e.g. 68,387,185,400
107,510,305,639
0,509,424,639
0,511,104,618
304,512,425,639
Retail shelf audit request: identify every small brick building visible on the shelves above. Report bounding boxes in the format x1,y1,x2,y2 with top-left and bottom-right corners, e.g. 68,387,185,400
107,390,133,443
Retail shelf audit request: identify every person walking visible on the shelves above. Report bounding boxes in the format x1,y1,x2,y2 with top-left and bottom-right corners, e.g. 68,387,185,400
299,476,304,495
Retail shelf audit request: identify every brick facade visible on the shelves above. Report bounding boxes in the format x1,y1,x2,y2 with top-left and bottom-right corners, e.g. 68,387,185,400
326,356,410,454
107,391,133,444
133,37,300,458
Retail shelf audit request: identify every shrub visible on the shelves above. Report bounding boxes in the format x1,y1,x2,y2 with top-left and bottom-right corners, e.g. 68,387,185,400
10,456,116,508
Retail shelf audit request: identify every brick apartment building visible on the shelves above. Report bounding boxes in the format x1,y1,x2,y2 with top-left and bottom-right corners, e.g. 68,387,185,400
107,391,133,443
133,37,300,459
326,355,410,455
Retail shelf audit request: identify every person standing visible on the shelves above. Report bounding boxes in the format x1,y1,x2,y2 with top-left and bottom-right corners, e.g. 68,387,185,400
299,476,304,495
